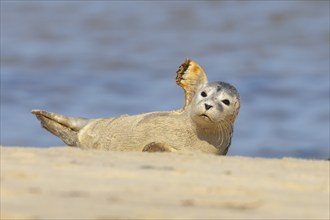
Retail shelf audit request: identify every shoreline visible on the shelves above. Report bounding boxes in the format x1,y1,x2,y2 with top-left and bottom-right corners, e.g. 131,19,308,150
1,146,329,219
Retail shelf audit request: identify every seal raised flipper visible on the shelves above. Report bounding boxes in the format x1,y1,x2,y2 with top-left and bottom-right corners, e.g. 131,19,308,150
32,109,90,146
176,59,208,110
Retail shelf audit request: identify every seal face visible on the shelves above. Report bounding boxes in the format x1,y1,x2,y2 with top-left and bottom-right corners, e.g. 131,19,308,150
32,59,240,155
190,82,240,126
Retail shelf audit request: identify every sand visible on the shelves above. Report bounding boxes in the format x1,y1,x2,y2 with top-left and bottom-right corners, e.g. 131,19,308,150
1,146,329,220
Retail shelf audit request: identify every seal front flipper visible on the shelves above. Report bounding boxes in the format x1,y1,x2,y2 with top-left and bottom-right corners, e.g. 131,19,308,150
32,109,90,146
142,142,177,152
176,58,208,110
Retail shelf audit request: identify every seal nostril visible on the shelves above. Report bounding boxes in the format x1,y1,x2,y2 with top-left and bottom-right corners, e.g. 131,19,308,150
204,103,213,110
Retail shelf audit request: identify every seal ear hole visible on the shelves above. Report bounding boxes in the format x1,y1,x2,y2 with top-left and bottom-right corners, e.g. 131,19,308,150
201,91,207,97
222,99,230,106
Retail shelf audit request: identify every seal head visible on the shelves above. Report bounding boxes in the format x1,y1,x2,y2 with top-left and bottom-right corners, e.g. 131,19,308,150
190,81,240,127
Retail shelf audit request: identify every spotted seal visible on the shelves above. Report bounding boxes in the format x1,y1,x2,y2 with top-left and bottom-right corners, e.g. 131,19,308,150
32,59,240,155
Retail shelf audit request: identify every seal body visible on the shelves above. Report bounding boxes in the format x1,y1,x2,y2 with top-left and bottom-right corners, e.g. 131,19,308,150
32,59,240,155
77,111,226,154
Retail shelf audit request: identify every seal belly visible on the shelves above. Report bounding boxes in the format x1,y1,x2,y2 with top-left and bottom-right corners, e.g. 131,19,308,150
77,111,221,154
77,114,146,151
77,111,193,151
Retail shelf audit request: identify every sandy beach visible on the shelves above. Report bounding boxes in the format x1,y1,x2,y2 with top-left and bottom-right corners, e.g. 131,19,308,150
1,146,329,219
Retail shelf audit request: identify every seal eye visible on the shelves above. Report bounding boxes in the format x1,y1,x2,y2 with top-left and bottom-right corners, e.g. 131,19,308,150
222,99,230,106
201,91,207,97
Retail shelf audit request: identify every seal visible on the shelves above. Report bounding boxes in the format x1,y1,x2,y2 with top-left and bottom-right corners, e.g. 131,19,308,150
32,59,240,155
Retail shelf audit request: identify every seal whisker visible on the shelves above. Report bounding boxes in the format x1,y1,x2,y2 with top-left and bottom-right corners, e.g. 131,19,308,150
218,124,225,147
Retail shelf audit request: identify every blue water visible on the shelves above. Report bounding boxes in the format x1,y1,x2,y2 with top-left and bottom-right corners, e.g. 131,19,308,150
1,1,329,159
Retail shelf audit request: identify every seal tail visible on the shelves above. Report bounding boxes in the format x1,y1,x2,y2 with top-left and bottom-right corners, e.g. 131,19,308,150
32,109,90,147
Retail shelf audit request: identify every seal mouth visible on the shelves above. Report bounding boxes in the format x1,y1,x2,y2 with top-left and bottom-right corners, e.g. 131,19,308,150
200,114,213,122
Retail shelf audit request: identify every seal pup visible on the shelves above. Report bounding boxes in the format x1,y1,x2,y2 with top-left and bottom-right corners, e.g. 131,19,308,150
32,59,240,155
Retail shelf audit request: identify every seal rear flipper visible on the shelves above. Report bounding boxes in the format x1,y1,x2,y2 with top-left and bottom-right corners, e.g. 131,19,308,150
32,109,90,147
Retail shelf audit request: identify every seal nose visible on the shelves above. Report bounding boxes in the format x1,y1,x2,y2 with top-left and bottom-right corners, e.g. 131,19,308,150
204,103,213,111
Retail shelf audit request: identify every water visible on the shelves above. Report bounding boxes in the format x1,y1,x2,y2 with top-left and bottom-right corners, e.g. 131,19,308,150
1,1,329,159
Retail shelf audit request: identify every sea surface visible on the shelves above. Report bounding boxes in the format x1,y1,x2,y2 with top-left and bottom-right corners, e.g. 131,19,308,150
1,1,329,159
